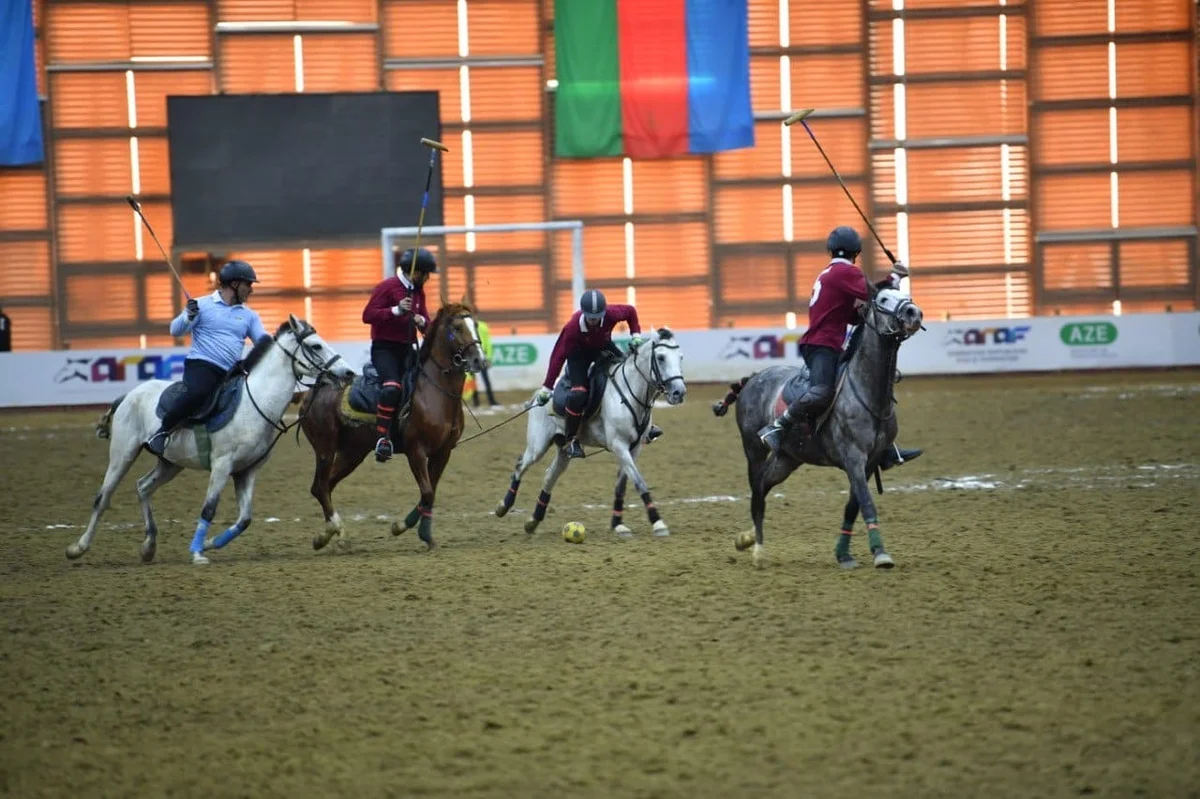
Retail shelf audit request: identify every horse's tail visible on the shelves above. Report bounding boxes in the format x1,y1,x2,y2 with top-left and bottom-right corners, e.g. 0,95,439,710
711,375,753,417
95,394,126,439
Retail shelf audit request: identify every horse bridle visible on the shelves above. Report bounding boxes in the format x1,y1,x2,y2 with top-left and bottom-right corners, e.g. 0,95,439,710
613,337,683,437
245,324,345,433
844,295,921,423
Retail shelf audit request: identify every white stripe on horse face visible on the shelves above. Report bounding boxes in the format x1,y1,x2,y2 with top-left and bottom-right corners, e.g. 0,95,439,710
464,314,479,345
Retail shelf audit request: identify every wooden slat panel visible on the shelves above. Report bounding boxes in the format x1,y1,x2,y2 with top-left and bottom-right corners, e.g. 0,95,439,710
553,223,625,281
247,296,298,331
136,70,214,128
1116,42,1191,98
0,242,52,297
749,55,780,113
908,209,1030,267
422,265,471,317
1041,243,1111,291
899,16,1025,74
1117,106,1194,163
911,273,1031,320
386,68,462,124
384,1,457,58
714,187,782,243
868,84,895,141
905,82,1026,138
1033,45,1108,101
721,253,786,302
302,33,378,91
466,0,538,55
217,0,294,23
470,130,543,185
220,35,295,93
473,264,543,311
229,250,305,289
791,54,862,109
138,200,174,250
130,3,210,58
714,121,781,179
715,311,787,328
1118,239,1191,288
1115,0,1191,33
146,273,182,324
1033,0,1108,35
54,139,131,197
296,0,376,23
906,146,1016,204
790,181,869,243
467,67,541,121
632,157,706,214
1034,110,1110,165
791,118,865,177
552,160,624,217
309,248,380,290
632,285,710,330
470,194,546,250
137,136,171,196
66,274,139,322
310,296,372,343
58,204,137,262
633,223,708,278
67,335,144,348
1035,174,1111,229
5,307,53,350
793,251,830,300
50,73,127,128
1117,171,1193,227
0,171,48,230
790,0,861,46
748,0,780,47
47,3,129,61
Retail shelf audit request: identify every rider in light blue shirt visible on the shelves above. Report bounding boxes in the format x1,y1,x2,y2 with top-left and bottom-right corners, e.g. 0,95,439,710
146,260,267,455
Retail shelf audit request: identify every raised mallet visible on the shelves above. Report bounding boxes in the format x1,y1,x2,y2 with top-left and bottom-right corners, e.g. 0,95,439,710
412,138,449,305
126,195,191,300
784,109,898,266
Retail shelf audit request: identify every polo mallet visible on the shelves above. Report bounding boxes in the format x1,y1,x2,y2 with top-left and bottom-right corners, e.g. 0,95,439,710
126,195,191,300
414,137,449,307
784,109,898,267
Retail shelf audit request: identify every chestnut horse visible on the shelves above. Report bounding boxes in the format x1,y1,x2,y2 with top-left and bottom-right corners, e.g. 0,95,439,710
298,302,486,551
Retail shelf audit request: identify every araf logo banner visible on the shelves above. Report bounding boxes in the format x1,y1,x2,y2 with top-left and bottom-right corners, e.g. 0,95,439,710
54,353,188,384
719,333,805,361
942,326,1031,347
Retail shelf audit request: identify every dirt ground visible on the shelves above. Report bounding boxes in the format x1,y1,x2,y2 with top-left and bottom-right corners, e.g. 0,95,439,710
1,370,1198,798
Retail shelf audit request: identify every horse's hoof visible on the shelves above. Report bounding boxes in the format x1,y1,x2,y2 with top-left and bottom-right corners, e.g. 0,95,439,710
751,543,766,569
837,555,859,570
312,534,328,551
391,521,406,537
494,503,509,518
191,552,210,565
523,519,539,535
65,543,86,560
734,530,755,551
140,540,156,564
613,523,634,538
652,520,670,537
873,550,895,569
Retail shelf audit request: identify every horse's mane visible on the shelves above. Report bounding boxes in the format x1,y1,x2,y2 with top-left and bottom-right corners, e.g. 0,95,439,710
417,303,472,363
241,329,280,373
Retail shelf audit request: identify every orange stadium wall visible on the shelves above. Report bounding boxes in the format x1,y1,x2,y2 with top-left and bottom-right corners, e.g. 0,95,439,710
0,0,1195,351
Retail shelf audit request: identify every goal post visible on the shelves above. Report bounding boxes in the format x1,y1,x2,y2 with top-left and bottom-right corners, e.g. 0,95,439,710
379,221,587,308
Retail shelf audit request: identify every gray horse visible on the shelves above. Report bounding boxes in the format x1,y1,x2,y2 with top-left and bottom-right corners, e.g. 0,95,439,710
711,287,924,569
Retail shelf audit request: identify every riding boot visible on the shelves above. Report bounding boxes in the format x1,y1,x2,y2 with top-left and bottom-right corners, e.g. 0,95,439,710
145,427,172,457
758,410,802,453
645,424,664,444
374,404,396,463
563,413,585,459
879,443,923,471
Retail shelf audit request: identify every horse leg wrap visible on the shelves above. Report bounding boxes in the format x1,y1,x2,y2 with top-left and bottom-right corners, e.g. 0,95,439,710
403,506,421,530
532,490,551,523
501,478,520,512
190,519,211,554
640,492,661,524
866,521,883,553
611,481,626,529
416,504,433,546
213,519,251,549
835,529,853,559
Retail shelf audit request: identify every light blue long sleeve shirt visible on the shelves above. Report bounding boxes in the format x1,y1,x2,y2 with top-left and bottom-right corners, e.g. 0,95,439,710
169,291,268,371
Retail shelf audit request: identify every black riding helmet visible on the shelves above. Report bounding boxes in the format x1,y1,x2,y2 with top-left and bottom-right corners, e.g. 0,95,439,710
826,226,863,260
397,247,438,275
580,288,606,323
218,260,258,285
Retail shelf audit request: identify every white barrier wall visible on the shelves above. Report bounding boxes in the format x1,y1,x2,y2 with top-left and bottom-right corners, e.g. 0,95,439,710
1,312,1197,408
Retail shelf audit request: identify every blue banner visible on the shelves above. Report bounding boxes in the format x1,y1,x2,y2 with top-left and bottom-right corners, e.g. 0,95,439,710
0,0,45,166
685,0,754,154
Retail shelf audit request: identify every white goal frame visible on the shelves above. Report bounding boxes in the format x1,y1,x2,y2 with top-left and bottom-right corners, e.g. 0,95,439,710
380,221,586,302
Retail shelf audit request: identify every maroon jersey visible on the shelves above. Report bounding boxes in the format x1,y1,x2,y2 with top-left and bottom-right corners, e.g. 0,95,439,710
799,259,870,351
362,276,429,344
543,305,641,389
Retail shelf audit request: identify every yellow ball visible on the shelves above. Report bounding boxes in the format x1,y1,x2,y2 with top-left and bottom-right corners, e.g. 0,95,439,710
562,521,587,544
734,530,756,551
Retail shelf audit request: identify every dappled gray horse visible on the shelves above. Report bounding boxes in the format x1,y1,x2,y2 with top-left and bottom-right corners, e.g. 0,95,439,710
711,288,923,569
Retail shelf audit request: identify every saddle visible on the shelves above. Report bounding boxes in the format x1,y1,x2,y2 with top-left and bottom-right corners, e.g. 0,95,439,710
771,361,851,422
551,361,610,421
342,363,418,427
155,374,246,434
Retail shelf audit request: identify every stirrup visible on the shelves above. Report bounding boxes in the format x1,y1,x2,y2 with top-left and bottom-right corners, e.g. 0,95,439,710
145,430,170,456
564,439,585,459
374,436,393,462
646,425,664,443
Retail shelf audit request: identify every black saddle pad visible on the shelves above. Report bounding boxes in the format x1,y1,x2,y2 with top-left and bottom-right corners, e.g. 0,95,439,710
779,361,850,407
347,363,417,416
155,374,246,433
552,361,610,419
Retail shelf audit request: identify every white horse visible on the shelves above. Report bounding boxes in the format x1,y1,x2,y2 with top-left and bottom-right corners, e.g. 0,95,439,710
494,328,687,537
66,315,354,565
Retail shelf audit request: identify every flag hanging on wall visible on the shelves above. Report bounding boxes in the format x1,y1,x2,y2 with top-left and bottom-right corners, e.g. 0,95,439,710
555,0,755,160
0,0,45,166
